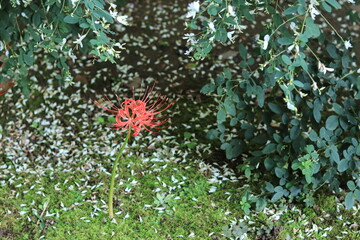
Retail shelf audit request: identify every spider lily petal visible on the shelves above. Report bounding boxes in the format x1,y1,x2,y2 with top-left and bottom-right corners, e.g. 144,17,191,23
95,84,173,136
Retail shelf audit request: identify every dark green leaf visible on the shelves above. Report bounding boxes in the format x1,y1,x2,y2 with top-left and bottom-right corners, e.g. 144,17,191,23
263,143,276,154
84,0,95,9
243,7,255,21
313,109,321,123
215,75,225,85
282,55,292,65
224,97,236,116
215,28,227,43
330,145,340,163
293,80,304,88
265,182,274,192
321,1,332,12
326,44,338,59
271,192,283,202
275,168,285,178
300,58,308,71
345,192,354,209
239,44,247,60
264,157,275,170
64,15,79,24
290,125,300,140
218,123,226,133
23,51,34,66
242,70,250,79
309,131,318,142
326,115,339,131
200,83,215,94
355,189,360,201
304,17,320,38
255,86,264,107
333,103,344,115
223,68,232,79
297,5,306,14
325,0,341,9
206,129,219,140
277,37,293,45
283,6,298,15
230,118,238,126
347,181,356,191
93,0,105,8
273,133,282,143
80,22,90,28
207,5,218,15
217,108,226,124
337,159,349,172
342,56,350,68
225,139,245,159
93,9,114,23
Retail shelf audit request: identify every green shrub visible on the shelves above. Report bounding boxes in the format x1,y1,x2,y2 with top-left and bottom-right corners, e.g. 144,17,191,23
186,0,360,209
0,0,126,96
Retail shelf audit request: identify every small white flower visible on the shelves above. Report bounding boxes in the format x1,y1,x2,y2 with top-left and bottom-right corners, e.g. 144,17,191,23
290,22,298,31
68,49,77,62
287,101,297,112
312,81,318,91
59,38,67,50
318,61,334,74
183,33,198,45
310,0,319,6
208,21,216,33
116,16,128,25
288,44,299,54
71,0,79,7
184,47,194,55
106,48,114,56
288,44,295,52
310,8,320,20
21,12,29,19
227,31,235,42
186,1,200,19
109,9,118,18
309,0,320,20
114,42,125,49
227,5,236,17
344,40,352,49
74,34,86,48
263,34,270,50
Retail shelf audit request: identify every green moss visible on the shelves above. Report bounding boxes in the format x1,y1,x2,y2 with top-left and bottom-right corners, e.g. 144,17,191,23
0,156,244,239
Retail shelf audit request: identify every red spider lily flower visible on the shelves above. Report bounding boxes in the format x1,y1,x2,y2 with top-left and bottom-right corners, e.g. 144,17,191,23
94,84,173,136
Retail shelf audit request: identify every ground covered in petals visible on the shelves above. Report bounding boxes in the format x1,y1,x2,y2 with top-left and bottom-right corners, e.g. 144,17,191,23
1,77,359,239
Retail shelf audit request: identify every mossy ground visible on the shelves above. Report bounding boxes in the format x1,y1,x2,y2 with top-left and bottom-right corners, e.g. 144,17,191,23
1,153,359,239
0,155,241,240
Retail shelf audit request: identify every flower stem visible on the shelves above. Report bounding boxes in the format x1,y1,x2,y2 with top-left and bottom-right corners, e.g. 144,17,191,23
108,129,131,218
